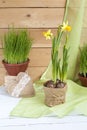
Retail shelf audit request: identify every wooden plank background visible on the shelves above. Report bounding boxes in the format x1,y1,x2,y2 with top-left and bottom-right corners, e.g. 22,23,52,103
0,0,65,7
0,0,66,84
0,0,86,85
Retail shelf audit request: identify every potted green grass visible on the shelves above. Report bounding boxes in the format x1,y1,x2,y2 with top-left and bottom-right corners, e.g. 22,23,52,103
78,44,87,87
2,28,33,76
43,21,71,107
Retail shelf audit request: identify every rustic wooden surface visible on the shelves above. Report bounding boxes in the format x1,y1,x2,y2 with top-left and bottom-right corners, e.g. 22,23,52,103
0,8,64,28
0,0,66,7
0,0,66,85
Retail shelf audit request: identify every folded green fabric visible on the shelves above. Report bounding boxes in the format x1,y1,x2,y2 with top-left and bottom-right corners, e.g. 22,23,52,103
10,80,87,118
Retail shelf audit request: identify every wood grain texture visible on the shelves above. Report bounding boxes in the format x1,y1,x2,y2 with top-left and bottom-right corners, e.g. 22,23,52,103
0,8,64,28
29,48,51,67
0,67,47,85
0,0,66,7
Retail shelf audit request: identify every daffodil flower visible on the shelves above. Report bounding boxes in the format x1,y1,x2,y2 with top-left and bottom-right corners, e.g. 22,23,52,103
61,21,71,32
43,21,71,82
43,29,53,40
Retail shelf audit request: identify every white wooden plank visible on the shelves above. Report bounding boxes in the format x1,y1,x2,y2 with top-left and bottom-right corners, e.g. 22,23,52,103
0,86,87,130
0,122,87,130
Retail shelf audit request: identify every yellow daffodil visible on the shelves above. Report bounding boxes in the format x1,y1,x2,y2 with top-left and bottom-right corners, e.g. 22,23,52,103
43,29,53,40
61,21,71,32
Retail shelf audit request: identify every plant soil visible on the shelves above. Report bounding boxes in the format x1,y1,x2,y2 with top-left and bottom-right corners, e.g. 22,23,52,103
79,73,87,77
44,79,66,88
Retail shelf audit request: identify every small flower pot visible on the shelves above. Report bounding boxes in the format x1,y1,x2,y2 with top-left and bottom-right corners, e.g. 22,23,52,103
78,73,87,87
4,72,35,97
43,80,67,107
2,59,29,76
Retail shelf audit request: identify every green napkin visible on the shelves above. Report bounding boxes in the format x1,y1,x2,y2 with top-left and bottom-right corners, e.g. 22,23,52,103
10,80,87,118
10,83,52,118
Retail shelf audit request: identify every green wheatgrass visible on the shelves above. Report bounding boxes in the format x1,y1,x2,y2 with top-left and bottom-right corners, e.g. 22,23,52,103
80,44,87,77
3,28,33,64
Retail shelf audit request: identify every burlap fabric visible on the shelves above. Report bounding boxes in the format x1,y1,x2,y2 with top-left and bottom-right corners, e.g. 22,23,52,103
44,85,67,107
4,72,35,97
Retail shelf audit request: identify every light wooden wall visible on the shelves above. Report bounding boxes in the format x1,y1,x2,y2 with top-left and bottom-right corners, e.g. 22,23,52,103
0,0,66,84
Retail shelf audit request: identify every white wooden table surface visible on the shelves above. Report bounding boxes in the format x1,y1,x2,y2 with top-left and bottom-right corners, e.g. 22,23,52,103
0,87,87,130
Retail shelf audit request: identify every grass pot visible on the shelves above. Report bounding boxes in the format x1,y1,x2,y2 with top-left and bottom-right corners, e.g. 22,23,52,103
43,84,67,107
78,73,87,87
2,59,29,76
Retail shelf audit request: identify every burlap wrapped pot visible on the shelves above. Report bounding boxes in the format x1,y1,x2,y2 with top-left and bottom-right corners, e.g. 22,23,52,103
44,84,67,107
4,72,35,97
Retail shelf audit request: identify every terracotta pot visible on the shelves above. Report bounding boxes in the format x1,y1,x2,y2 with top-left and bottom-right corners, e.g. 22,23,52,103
43,84,67,107
2,59,29,76
78,73,87,87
